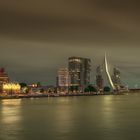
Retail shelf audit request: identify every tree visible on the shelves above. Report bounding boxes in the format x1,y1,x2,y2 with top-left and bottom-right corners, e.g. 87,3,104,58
84,85,97,93
37,82,41,87
70,86,79,92
103,86,111,92
40,88,44,93
88,85,97,92
20,83,27,88
84,87,89,92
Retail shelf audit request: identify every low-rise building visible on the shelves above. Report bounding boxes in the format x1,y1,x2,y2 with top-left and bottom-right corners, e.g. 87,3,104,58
0,68,9,93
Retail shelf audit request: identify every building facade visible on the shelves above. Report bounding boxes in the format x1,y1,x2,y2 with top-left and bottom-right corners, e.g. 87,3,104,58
2,83,21,94
68,57,91,92
112,68,121,90
96,65,103,91
0,68,9,84
0,68,9,93
57,68,70,93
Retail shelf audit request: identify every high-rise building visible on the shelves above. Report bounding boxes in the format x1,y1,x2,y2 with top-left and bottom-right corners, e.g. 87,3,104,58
68,57,91,91
98,53,124,92
112,68,121,90
57,68,70,93
96,65,103,90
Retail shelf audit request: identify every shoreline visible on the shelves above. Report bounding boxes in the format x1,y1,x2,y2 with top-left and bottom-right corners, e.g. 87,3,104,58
0,92,125,100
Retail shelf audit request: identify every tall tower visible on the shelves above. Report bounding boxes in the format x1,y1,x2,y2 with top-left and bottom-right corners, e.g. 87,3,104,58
96,65,103,90
112,68,121,90
57,68,70,93
104,53,115,90
68,57,91,92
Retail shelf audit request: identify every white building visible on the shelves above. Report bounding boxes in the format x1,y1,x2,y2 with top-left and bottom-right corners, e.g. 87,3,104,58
57,68,70,93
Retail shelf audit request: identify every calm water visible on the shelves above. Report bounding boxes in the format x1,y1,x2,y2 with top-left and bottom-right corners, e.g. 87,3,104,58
1,94,140,140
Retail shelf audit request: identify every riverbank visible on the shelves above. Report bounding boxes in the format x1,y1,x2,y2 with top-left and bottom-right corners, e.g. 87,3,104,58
0,92,125,100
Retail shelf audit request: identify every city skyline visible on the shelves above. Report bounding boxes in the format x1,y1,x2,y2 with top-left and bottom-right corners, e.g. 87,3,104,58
0,0,140,87
0,52,139,88
0,54,138,88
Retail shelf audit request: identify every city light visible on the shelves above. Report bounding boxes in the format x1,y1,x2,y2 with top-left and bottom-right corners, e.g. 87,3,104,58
2,83,21,94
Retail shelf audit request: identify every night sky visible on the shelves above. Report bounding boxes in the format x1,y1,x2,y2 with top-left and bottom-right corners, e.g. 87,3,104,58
0,0,140,87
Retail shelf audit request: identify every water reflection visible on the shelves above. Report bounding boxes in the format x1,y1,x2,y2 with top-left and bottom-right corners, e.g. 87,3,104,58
0,96,140,140
54,102,73,133
0,99,22,140
1,99,22,124
101,96,116,128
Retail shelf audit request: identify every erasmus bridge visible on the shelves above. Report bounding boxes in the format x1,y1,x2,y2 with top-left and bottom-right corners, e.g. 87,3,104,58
104,53,116,90
96,53,126,92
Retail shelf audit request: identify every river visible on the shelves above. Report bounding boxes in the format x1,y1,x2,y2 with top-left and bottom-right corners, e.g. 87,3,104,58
0,94,140,140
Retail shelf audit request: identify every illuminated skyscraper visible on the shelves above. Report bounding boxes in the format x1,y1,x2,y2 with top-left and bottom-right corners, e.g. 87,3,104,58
112,68,121,90
96,65,103,90
99,53,124,92
68,57,91,91
57,68,70,93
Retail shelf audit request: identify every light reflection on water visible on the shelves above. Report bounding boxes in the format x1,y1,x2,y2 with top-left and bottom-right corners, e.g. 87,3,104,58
0,95,140,140
1,99,22,123
0,99,22,140
101,96,115,124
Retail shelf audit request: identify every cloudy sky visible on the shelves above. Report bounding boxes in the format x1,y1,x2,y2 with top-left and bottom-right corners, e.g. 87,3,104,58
0,0,140,87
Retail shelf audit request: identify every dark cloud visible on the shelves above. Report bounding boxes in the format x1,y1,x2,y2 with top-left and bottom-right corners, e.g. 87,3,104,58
0,0,140,87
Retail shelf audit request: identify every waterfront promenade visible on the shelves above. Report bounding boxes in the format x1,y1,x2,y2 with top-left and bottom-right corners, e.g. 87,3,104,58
0,92,125,100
